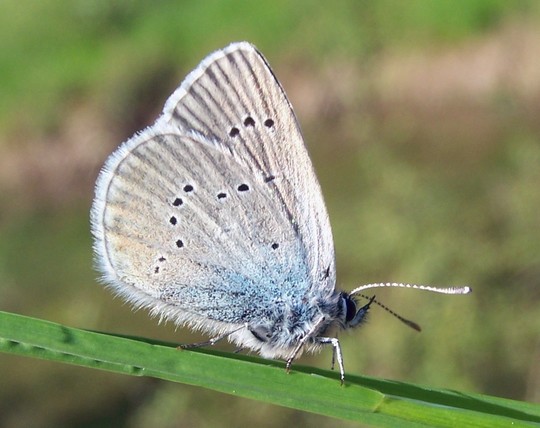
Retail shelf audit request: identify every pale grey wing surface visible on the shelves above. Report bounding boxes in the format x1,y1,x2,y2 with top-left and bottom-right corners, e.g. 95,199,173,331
160,42,336,291
91,123,309,329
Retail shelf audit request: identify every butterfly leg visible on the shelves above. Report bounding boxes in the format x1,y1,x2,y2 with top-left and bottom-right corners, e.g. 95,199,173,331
179,324,246,350
316,336,345,385
285,317,326,374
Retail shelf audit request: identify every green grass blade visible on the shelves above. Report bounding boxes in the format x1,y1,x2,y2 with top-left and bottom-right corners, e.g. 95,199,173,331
0,310,538,427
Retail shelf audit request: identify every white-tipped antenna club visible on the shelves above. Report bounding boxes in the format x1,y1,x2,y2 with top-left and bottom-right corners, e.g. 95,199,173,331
350,282,472,296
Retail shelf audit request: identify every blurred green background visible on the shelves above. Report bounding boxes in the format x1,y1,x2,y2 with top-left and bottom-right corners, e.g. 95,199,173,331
1,0,539,427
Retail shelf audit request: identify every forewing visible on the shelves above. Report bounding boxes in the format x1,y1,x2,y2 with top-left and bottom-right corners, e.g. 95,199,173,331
160,42,336,288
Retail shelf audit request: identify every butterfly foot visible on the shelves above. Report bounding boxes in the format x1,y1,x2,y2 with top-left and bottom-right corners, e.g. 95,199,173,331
285,358,293,374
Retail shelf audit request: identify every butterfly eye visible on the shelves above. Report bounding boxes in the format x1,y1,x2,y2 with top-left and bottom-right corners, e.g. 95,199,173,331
345,296,357,323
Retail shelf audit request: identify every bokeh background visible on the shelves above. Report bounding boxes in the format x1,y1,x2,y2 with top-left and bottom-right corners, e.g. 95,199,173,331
1,1,539,427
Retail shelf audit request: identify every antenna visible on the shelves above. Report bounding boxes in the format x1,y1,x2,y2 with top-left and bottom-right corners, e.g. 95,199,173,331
355,293,422,331
350,282,471,296
351,283,471,331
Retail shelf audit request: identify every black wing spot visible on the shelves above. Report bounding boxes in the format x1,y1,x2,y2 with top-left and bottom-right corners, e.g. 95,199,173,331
264,119,275,128
244,116,255,127
229,127,240,137
169,216,177,225
237,184,249,192
183,185,194,193
323,266,331,279
172,198,183,206
176,239,184,248
155,256,167,273
264,175,276,183
217,192,227,199
271,243,279,250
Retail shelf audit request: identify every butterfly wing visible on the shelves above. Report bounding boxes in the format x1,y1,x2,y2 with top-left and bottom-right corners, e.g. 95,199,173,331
160,42,335,288
91,42,335,338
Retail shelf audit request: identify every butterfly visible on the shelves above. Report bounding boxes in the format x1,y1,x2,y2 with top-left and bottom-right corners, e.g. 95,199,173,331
91,42,470,383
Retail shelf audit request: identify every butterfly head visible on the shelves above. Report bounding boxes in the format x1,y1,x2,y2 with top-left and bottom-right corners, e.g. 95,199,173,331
338,292,375,330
